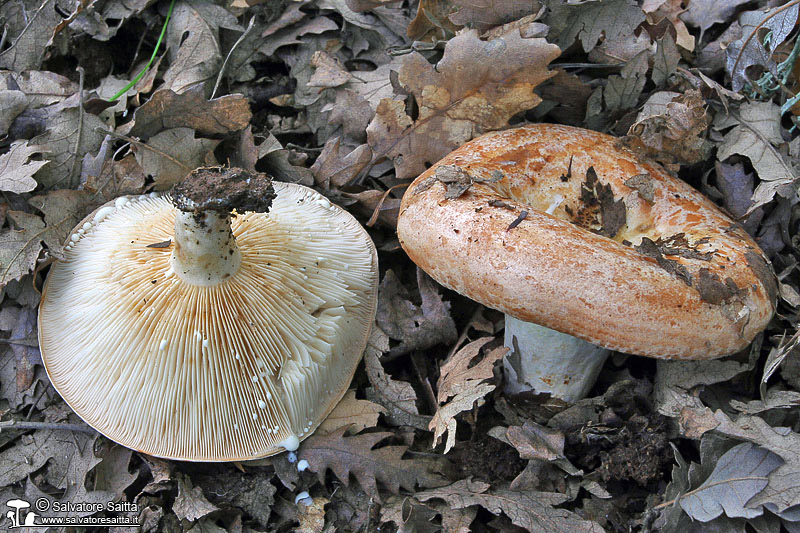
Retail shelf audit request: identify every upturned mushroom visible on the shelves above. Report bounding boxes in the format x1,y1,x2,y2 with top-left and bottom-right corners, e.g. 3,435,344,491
39,167,378,461
397,124,776,402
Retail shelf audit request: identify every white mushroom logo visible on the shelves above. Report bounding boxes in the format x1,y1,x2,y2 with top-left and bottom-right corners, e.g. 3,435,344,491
5,499,38,528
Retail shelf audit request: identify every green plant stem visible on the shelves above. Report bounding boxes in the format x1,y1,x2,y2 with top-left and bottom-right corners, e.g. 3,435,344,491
108,0,177,102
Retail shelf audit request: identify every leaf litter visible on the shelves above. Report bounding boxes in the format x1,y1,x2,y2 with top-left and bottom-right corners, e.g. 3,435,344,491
0,0,799,531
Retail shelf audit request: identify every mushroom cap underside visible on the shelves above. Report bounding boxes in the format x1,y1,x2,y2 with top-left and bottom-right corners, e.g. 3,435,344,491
397,124,776,359
39,182,378,461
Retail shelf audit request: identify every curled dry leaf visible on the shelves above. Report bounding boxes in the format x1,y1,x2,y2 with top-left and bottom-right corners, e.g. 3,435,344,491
311,137,372,189
430,338,507,453
317,389,387,434
119,89,252,140
625,90,712,167
366,28,560,180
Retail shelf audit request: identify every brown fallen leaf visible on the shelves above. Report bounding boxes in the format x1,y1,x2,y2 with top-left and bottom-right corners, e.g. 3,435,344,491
318,389,387,434
377,268,457,356
0,211,46,288
625,90,712,167
161,1,241,94
174,473,219,522
119,88,252,140
449,0,541,32
642,0,695,51
366,28,560,180
430,338,507,453
416,478,605,532
548,0,645,53
364,327,432,430
299,426,445,499
308,50,352,88
680,0,750,43
29,189,95,258
132,127,219,190
0,141,49,194
407,0,459,41
311,137,372,189
296,496,329,533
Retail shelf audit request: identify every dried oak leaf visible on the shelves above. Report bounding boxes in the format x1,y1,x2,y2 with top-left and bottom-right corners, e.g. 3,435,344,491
407,0,460,41
28,105,107,189
642,0,695,51
0,211,45,287
709,410,800,514
380,496,441,533
436,337,506,403
0,0,69,71
29,189,95,258
416,478,604,532
449,0,541,32
311,137,372,190
120,88,252,140
308,50,352,88
430,339,506,453
318,389,387,435
715,101,795,211
364,327,431,430
625,90,712,167
678,442,781,522
132,127,219,190
174,473,219,522
299,426,445,499
547,0,645,54
162,1,241,94
680,0,751,42
0,141,49,194
366,29,560,180
377,268,457,356
725,4,800,93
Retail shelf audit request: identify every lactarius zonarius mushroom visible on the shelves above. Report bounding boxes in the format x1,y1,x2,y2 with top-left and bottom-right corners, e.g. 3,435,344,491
397,124,776,402
39,167,379,461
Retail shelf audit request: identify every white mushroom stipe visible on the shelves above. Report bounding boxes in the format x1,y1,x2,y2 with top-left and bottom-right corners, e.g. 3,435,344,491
297,459,309,472
287,451,297,463
258,400,267,409
252,412,258,420
295,492,312,506
39,181,379,461
504,316,609,402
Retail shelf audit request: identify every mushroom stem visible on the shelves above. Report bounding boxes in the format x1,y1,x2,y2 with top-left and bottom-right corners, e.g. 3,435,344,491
503,315,609,402
168,167,276,287
171,211,242,286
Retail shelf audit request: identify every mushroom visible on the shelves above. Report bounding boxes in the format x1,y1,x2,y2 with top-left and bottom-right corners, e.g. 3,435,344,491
38,167,379,461
397,124,776,402
5,499,30,528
